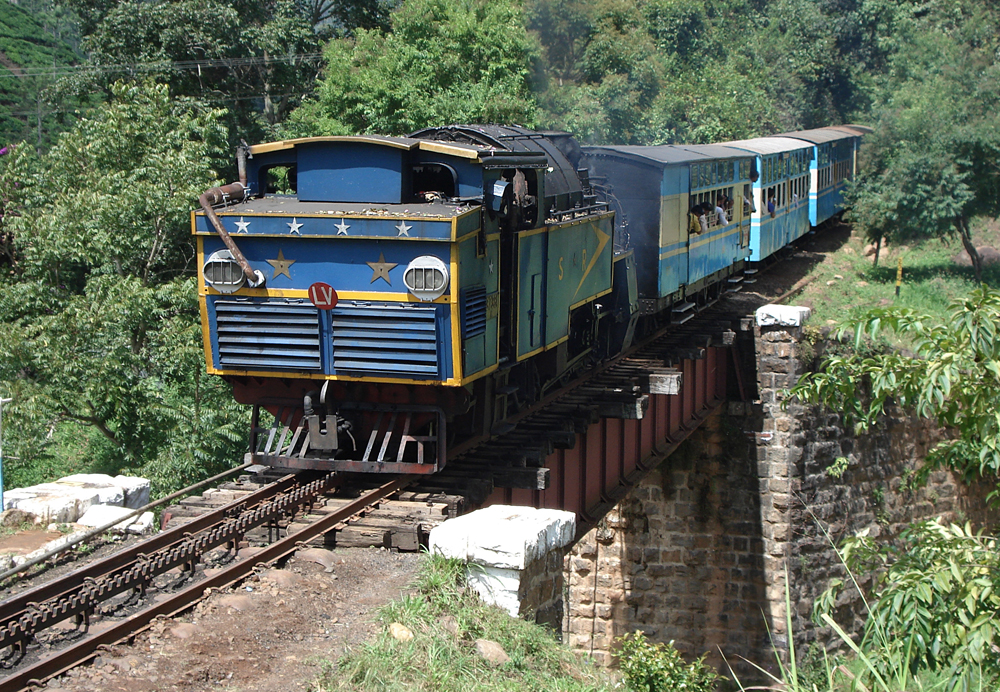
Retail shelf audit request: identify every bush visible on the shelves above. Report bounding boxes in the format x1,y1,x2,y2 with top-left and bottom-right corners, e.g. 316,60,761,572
617,632,719,692
815,520,1000,691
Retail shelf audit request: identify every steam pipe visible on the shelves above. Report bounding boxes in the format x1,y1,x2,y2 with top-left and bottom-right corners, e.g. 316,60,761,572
198,182,260,285
237,141,250,187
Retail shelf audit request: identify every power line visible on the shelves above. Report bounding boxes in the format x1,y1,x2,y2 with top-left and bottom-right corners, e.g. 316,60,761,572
2,90,316,118
0,52,326,81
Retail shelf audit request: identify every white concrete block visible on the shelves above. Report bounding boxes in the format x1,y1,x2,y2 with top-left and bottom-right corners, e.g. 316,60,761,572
127,512,155,535
430,505,576,570
469,566,522,616
77,504,138,531
57,474,125,506
2,485,102,524
756,304,811,327
114,476,151,509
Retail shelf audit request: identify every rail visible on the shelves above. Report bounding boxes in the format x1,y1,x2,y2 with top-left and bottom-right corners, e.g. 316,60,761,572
0,474,414,692
0,462,254,584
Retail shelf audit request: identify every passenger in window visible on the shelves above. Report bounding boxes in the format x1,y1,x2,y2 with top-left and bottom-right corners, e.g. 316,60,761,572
689,203,702,235
714,197,728,226
743,194,754,215
767,193,776,218
698,203,710,234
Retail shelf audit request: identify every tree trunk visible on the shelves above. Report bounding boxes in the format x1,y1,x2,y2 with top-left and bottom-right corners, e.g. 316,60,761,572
956,217,982,283
873,234,882,268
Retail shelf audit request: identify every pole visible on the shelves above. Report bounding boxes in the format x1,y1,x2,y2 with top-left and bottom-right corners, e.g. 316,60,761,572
0,397,10,512
895,257,903,297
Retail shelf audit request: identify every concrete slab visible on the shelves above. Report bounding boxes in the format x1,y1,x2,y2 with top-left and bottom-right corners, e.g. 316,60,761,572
57,474,125,506
76,504,138,531
126,512,155,534
114,475,151,509
756,304,811,327
430,504,576,570
3,485,102,524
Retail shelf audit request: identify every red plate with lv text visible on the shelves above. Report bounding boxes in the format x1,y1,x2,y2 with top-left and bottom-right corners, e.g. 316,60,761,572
308,282,338,310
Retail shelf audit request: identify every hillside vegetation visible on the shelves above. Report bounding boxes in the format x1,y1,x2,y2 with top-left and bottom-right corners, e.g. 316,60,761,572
0,0,82,147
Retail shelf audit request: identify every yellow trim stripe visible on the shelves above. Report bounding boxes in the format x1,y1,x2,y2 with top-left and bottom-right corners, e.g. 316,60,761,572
457,228,484,244
197,240,214,367
417,140,481,159
193,232,455,242
207,365,463,387
201,287,454,304
460,363,500,386
689,226,741,250
249,136,417,155
449,243,463,381
659,246,687,260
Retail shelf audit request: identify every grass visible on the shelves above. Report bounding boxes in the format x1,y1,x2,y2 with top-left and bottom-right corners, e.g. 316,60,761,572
788,219,1000,328
311,554,616,692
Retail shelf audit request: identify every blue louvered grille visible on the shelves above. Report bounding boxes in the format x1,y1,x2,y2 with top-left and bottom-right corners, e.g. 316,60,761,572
461,286,487,338
215,298,321,371
332,304,439,378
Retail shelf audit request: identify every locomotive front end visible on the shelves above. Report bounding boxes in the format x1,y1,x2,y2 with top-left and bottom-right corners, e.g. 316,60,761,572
194,135,499,474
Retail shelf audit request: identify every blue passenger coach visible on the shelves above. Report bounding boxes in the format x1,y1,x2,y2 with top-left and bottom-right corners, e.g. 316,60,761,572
579,145,755,317
778,126,872,226
722,137,813,262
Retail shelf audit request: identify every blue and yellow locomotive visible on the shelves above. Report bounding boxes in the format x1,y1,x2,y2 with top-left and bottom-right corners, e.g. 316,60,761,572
194,125,625,474
194,124,868,475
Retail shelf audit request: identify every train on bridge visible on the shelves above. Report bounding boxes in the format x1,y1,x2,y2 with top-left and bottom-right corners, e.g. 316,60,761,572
193,123,869,475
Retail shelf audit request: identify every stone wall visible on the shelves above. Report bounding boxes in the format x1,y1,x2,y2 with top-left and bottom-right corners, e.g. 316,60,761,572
520,544,571,630
562,410,768,669
752,318,999,654
563,306,999,675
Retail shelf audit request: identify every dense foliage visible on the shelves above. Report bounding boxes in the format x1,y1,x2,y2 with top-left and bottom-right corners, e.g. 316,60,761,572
288,0,539,136
0,82,247,493
791,286,1000,496
617,632,719,692
844,0,1000,277
815,521,1000,691
0,0,89,148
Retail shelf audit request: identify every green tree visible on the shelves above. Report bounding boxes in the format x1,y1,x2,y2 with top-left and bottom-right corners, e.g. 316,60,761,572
66,0,321,140
844,2,1000,280
791,286,1000,494
0,82,247,493
288,0,539,136
0,1,90,149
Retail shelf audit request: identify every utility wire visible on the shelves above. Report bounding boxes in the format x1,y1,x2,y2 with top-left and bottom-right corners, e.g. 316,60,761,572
3,90,315,118
0,52,326,81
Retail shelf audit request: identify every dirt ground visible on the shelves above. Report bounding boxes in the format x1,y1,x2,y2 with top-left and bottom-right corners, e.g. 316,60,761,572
33,546,421,692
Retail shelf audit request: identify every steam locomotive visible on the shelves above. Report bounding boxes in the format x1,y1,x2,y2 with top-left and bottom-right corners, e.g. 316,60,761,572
192,124,868,474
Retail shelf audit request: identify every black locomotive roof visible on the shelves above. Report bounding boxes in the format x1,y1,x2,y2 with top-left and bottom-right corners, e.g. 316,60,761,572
409,124,583,202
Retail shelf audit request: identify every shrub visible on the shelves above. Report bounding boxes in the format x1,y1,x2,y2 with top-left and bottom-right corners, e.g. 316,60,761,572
617,632,719,692
815,520,1000,690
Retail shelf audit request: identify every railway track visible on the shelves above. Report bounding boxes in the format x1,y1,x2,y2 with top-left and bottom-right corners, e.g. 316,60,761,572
0,474,418,692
